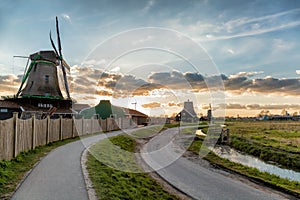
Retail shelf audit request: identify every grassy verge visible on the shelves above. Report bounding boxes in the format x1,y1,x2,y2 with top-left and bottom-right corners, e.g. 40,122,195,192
130,125,165,138
0,137,80,200
188,136,300,196
86,135,179,200
225,121,300,171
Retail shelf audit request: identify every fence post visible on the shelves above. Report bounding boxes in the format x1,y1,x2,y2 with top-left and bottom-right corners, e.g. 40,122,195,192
46,115,50,144
82,117,84,136
59,116,63,140
13,112,18,158
106,118,108,132
32,113,36,149
91,118,93,134
71,116,75,138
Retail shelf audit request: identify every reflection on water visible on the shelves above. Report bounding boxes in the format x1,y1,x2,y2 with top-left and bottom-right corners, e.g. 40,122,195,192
211,146,300,182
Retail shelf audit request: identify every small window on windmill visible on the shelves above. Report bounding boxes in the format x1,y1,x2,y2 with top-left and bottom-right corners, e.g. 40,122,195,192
29,81,34,89
33,63,37,72
45,75,49,83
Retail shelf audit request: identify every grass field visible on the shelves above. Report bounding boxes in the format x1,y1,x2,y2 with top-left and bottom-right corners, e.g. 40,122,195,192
86,135,179,200
225,121,300,171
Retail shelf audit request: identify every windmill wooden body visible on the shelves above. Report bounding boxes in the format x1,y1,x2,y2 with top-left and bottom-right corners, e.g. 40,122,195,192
18,50,63,99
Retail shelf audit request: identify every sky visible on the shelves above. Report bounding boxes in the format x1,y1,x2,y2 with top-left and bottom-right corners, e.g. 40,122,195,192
1,0,300,117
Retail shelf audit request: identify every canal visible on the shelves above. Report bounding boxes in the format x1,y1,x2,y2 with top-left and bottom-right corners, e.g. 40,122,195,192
211,145,300,182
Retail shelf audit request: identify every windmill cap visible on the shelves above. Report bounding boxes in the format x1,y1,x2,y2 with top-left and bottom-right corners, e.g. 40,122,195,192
30,50,58,64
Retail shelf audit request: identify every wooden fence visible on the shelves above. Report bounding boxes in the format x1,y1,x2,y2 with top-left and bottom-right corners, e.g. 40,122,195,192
0,113,134,161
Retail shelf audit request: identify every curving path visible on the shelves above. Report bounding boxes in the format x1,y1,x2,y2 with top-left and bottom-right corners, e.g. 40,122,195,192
141,127,289,200
11,131,122,200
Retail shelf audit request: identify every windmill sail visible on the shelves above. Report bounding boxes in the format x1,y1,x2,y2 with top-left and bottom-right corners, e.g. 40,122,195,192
55,16,71,99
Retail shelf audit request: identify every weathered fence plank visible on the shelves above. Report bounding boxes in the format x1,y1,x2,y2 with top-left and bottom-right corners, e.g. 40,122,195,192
15,118,33,155
49,118,60,143
61,119,73,139
34,118,47,147
0,118,14,160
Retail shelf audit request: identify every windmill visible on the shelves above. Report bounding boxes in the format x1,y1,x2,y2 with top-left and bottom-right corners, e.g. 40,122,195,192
16,17,70,100
6,17,73,118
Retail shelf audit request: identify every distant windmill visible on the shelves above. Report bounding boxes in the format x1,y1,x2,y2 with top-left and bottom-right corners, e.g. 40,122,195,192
16,17,71,100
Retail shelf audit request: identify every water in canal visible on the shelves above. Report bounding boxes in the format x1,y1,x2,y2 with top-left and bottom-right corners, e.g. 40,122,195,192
211,146,300,182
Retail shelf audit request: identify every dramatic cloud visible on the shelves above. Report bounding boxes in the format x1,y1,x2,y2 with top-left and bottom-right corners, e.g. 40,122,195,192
142,102,161,108
149,70,300,96
71,67,164,98
69,67,300,100
148,71,207,91
3,66,300,103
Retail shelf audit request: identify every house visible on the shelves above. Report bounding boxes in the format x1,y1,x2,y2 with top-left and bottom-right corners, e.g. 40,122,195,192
175,100,198,123
124,108,149,126
0,100,21,120
80,100,149,126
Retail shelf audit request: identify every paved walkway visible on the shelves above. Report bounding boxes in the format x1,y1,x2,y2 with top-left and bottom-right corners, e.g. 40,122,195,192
11,131,122,200
141,127,289,200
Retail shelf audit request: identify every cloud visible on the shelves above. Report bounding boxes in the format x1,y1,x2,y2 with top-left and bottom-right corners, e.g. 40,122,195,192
148,70,207,91
61,13,71,22
165,8,300,41
142,102,161,108
71,67,164,98
148,70,300,96
168,102,182,107
296,70,300,75
224,103,300,110
4,66,300,103
81,59,106,67
141,0,155,14
229,71,264,79
227,49,235,54
0,74,21,93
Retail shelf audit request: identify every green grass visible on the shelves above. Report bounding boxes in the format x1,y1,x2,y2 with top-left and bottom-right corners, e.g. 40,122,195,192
86,135,179,200
130,125,165,139
0,137,80,200
225,121,300,171
188,136,300,196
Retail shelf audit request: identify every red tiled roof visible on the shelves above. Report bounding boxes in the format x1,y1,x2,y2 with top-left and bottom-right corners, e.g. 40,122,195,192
124,108,148,117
